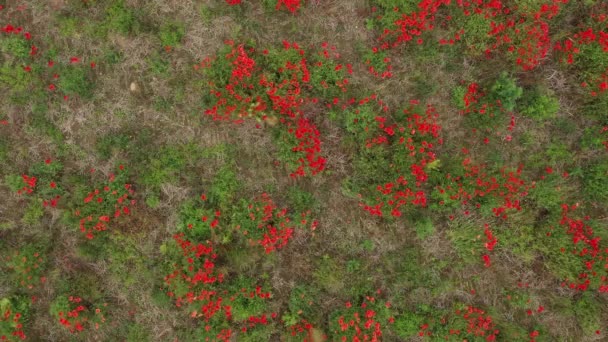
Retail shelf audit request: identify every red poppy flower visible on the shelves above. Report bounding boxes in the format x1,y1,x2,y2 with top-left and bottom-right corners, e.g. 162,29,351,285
482,254,491,267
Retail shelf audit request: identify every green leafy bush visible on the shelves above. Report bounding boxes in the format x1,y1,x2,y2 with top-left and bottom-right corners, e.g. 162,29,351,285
287,285,320,321
95,132,131,160
0,63,36,103
519,88,560,120
414,216,435,240
209,165,239,209
489,72,522,112
0,36,30,59
105,0,137,34
0,297,28,340
3,245,47,290
58,66,94,99
574,293,602,335
392,311,424,339
159,22,185,49
286,186,318,214
138,144,198,191
581,159,608,202
22,200,44,226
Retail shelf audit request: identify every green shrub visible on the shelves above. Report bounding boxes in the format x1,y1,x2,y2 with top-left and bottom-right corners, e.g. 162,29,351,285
0,63,36,103
138,144,194,190
575,43,608,81
286,186,318,214
59,66,94,99
520,88,560,120
4,174,23,192
106,0,137,34
0,297,28,340
582,90,608,120
228,276,270,321
175,198,216,241
313,256,345,295
447,219,483,265
57,16,80,37
0,138,7,165
209,165,239,209
308,56,347,99
574,293,602,335
287,285,320,321
581,126,608,150
145,195,160,209
159,22,185,49
461,13,495,56
342,104,381,144
392,311,424,339
4,244,47,290
199,4,215,24
28,109,65,143
545,141,573,164
411,73,439,100
147,51,170,75
103,48,124,65
489,72,522,112
581,159,608,202
95,133,131,160
414,216,435,240
126,323,151,342
528,174,565,211
535,223,584,282
362,48,390,76
22,200,44,226
346,259,362,273
0,36,30,59
495,225,536,264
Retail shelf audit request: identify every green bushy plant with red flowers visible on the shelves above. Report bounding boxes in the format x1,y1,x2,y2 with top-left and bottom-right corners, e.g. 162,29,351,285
4,159,64,226
0,22,99,106
365,0,571,79
6,159,64,209
0,27,41,104
71,166,135,240
49,295,106,333
161,190,316,340
554,8,608,99
338,98,442,218
232,192,316,253
0,298,27,341
432,304,500,341
3,245,47,291
262,0,304,14
549,204,608,292
454,74,522,133
282,285,322,340
197,40,349,177
329,295,394,341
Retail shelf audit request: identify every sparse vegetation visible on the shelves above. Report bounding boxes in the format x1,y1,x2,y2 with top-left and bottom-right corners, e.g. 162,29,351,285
0,0,606,341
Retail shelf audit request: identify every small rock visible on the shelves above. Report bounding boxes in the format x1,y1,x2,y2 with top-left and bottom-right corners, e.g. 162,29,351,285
129,82,140,93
